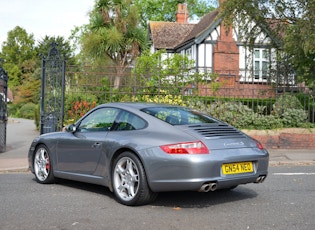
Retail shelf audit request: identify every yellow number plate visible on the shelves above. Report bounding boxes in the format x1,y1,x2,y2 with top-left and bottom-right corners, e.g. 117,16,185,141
222,162,253,175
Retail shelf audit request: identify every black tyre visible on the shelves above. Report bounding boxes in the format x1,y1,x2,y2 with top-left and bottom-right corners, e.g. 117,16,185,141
112,151,157,206
33,144,55,184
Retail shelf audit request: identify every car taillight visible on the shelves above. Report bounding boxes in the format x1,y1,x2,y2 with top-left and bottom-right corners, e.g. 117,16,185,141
160,141,209,154
255,140,264,150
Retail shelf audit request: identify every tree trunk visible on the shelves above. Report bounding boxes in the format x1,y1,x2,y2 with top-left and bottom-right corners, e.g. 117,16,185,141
114,66,123,90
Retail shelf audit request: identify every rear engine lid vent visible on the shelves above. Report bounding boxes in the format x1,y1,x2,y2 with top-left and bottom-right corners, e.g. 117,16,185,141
188,124,245,138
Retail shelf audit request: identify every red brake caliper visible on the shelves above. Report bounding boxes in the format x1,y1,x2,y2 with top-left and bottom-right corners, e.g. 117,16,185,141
45,158,50,170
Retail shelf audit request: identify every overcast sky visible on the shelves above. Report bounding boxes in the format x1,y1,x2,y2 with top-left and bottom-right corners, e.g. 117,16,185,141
0,0,94,46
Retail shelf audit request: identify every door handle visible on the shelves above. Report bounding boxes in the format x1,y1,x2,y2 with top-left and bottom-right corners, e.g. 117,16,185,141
92,142,102,148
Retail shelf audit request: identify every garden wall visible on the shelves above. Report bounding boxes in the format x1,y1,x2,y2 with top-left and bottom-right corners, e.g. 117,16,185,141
244,128,315,149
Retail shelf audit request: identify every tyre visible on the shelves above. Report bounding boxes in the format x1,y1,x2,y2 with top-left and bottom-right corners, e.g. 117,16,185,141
33,144,55,184
112,151,157,206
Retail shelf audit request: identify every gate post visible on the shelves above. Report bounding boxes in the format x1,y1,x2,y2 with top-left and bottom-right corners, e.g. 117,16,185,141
40,42,65,134
0,63,8,152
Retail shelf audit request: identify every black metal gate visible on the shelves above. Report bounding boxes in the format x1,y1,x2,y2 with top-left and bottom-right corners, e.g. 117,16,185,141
40,43,65,134
0,63,8,152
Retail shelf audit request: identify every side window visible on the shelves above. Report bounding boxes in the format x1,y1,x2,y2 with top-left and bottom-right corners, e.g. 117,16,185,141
115,111,146,131
78,108,120,132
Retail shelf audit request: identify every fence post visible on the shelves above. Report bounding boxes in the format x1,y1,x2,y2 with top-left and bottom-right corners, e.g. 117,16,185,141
0,63,8,152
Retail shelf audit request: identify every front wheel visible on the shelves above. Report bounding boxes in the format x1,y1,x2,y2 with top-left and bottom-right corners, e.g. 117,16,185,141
112,151,157,206
33,144,55,184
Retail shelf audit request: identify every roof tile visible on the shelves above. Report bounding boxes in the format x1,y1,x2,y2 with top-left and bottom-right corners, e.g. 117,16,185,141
149,22,195,49
149,10,219,50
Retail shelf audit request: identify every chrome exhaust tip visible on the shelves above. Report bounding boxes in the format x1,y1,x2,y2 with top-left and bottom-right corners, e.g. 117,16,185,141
255,175,267,183
199,182,217,192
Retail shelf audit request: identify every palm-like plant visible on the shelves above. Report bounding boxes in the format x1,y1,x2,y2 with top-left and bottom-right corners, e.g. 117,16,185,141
82,0,148,89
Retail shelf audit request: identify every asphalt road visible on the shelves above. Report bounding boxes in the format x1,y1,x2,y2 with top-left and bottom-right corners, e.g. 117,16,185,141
1,165,314,230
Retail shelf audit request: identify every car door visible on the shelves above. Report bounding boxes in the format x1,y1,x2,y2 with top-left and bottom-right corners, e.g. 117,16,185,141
56,107,120,175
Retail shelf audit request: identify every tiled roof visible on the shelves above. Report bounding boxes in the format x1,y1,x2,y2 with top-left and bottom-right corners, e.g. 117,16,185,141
149,22,195,49
149,10,219,50
149,9,280,50
183,10,219,43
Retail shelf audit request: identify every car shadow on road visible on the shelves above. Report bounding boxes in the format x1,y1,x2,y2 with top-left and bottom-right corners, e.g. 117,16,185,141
31,177,115,198
151,187,258,208
31,177,258,208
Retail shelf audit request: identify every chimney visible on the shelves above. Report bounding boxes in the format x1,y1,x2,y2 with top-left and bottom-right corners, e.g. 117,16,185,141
176,3,188,23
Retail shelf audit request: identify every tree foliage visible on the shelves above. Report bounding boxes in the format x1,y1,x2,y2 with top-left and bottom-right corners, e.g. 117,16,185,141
81,0,148,89
219,0,315,86
134,0,216,27
0,26,78,110
37,36,77,66
0,26,37,87
133,49,217,96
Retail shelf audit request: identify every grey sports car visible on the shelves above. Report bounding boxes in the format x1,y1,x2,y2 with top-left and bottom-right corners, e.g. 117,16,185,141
28,102,269,206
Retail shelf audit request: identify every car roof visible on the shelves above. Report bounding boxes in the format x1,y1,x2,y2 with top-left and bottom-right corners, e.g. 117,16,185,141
98,102,182,110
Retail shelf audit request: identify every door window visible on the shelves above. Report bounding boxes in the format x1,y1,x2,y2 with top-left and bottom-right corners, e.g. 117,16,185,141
78,108,120,132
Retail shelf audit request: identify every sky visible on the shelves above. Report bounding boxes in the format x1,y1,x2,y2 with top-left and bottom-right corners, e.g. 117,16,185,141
0,0,94,46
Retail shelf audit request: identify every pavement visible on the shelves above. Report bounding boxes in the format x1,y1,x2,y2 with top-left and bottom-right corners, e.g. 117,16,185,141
0,118,315,173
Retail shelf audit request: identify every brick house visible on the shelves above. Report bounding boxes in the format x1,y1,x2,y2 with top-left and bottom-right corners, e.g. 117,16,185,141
148,2,288,98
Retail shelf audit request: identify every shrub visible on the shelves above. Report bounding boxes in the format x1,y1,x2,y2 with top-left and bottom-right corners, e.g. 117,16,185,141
8,103,20,118
66,100,97,125
34,104,40,130
128,90,186,106
281,108,308,127
273,94,303,117
252,115,283,130
20,103,36,119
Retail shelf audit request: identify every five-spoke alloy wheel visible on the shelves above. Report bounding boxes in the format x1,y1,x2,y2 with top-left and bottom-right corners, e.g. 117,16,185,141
33,144,55,184
112,151,157,206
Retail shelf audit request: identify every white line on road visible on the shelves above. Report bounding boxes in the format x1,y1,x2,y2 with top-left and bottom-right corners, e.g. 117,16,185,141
273,173,315,176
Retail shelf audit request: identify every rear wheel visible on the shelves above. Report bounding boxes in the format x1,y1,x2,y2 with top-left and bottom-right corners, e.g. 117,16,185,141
33,144,55,184
112,151,157,206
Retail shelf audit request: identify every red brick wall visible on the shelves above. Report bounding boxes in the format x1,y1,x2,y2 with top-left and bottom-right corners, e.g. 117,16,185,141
245,130,315,149
206,22,276,99
197,76,275,98
213,24,239,72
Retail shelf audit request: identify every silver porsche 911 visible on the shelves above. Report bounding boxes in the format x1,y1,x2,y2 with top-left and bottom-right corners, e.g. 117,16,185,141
28,102,269,206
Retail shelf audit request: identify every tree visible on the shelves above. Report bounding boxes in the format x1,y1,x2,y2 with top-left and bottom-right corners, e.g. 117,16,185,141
81,0,147,89
0,26,37,87
134,49,213,96
37,35,77,66
219,0,315,86
134,0,216,27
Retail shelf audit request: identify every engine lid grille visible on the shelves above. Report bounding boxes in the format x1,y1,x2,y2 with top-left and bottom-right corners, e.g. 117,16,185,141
187,124,245,139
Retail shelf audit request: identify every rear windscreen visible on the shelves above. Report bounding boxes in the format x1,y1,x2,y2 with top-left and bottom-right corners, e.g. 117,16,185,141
141,107,218,125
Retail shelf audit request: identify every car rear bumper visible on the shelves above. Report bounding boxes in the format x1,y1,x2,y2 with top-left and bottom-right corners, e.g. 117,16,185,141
140,147,269,192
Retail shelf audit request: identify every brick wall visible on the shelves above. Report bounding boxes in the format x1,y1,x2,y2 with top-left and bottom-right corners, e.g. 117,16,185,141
213,23,239,72
203,21,276,99
244,129,315,149
197,76,276,98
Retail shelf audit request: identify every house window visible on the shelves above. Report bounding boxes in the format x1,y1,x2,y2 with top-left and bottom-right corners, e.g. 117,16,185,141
185,48,192,59
254,49,269,80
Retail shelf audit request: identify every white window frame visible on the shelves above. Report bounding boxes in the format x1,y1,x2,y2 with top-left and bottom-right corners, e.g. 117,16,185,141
254,48,269,81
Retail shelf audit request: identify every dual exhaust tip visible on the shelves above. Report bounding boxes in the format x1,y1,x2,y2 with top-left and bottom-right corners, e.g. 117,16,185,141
199,182,217,192
255,175,267,183
199,175,267,192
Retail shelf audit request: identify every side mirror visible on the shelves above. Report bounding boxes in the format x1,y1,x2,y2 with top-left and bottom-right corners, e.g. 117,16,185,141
64,124,77,133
